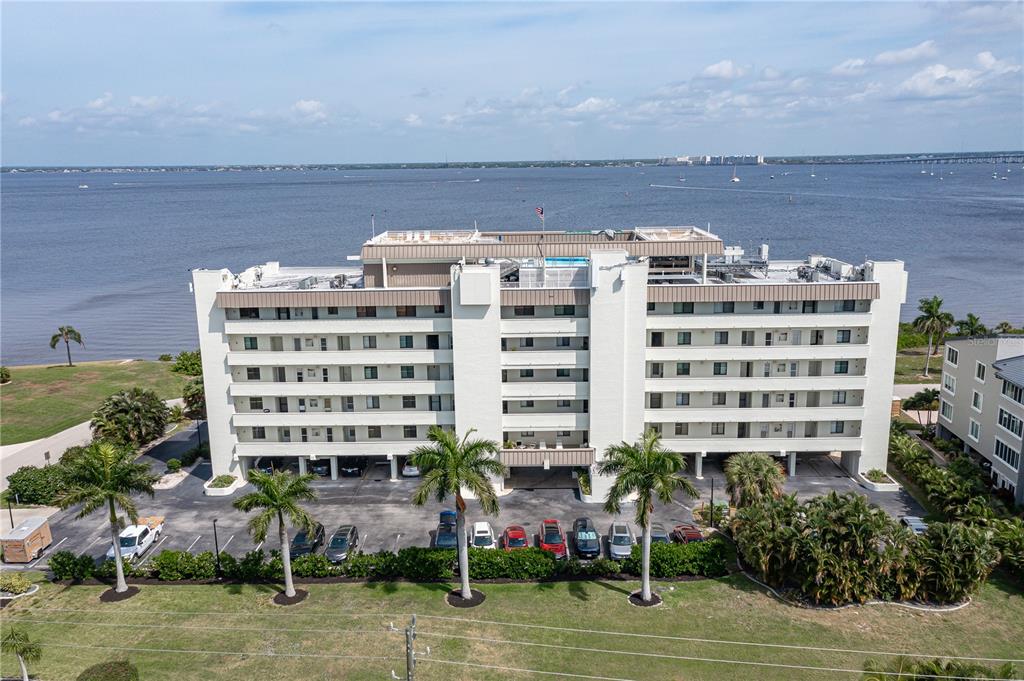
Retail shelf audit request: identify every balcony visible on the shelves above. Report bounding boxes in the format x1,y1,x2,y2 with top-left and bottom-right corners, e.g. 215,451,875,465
501,350,589,368
229,380,454,397
227,349,454,367
645,344,870,362
233,410,455,427
645,375,868,392
644,406,865,422
499,447,595,467
501,381,589,399
224,318,452,335
502,412,590,430
500,318,590,337
658,436,863,453
645,312,872,330
235,441,423,457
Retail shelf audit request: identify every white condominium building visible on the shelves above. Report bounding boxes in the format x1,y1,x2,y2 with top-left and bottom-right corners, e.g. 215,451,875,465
191,226,907,499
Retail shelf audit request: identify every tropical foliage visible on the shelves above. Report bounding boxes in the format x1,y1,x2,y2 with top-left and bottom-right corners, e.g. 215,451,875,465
0,365,10,384
182,376,207,419
1,627,41,681
171,349,203,376
409,426,507,600
902,388,939,432
912,296,954,377
862,657,1018,680
598,429,698,602
955,312,987,337
724,452,785,508
91,387,170,448
49,325,84,367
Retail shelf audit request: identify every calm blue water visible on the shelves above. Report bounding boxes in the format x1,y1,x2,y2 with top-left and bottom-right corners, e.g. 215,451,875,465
2,164,1022,365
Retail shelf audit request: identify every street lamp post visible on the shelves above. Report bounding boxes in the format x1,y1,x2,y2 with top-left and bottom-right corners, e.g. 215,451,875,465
709,477,715,530
213,518,222,577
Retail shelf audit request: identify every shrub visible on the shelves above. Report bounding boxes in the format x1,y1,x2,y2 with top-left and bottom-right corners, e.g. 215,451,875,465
166,458,182,473
209,474,235,488
158,354,173,362
917,523,999,604
574,467,592,495
94,558,141,580
49,551,96,581
467,548,557,580
5,465,68,505
622,538,731,578
0,366,10,384
0,572,32,594
77,660,139,681
866,469,891,483
693,502,728,528
291,553,338,578
183,376,206,419
150,550,217,581
342,551,399,579
180,444,209,467
395,547,455,580
171,349,203,376
91,387,170,448
221,549,276,581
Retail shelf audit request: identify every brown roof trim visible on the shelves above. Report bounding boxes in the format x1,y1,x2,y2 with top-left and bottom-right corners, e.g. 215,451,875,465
499,288,590,306
647,281,880,303
500,448,595,467
361,240,723,261
216,289,451,308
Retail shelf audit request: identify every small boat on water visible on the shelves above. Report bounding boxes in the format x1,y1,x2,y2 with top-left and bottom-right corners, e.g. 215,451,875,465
730,166,740,183
78,184,89,189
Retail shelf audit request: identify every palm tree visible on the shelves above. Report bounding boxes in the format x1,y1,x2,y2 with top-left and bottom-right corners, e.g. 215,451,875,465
233,470,317,599
49,325,84,367
58,441,158,593
724,452,786,508
408,426,506,601
1,628,41,681
994,321,1015,334
91,387,171,449
912,297,954,377
955,313,987,337
597,429,698,604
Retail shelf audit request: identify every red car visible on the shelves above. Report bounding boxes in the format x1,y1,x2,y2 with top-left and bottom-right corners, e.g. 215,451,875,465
502,525,530,551
538,519,567,559
671,523,705,544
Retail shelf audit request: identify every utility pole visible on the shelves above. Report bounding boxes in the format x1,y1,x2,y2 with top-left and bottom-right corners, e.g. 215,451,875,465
213,518,222,577
405,614,417,681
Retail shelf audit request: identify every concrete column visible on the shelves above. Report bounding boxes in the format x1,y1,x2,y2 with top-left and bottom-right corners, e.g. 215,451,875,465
788,451,797,477
701,252,708,284
694,451,704,480
330,456,338,481
298,457,307,475
389,455,399,481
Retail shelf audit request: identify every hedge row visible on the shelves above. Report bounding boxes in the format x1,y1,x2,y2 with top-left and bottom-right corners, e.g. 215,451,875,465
49,538,731,583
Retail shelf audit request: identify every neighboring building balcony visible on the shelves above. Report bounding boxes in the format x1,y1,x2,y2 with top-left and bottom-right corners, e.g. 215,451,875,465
500,318,590,337
226,349,454,367
229,380,455,397
500,447,595,467
644,344,870,362
502,412,590,430
645,375,868,392
223,318,452,335
644,312,872,330
234,441,423,458
232,410,455,428
644,406,865,422
501,381,589,399
658,436,863,453
501,350,589,368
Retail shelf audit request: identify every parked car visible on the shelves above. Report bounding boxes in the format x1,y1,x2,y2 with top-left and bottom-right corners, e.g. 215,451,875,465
900,516,929,535
572,517,601,559
309,460,331,477
538,519,568,559
401,462,420,477
670,523,705,544
435,509,459,548
608,523,634,561
502,525,529,550
324,525,359,563
106,516,163,562
338,457,368,478
650,522,671,544
471,521,497,549
289,522,325,558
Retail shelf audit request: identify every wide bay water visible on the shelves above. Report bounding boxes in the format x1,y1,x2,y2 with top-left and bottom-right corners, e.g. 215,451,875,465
2,163,1022,365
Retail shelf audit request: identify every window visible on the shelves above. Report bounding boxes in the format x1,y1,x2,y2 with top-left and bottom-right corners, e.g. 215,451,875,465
832,391,847,405
366,396,380,409
326,427,334,442
243,336,258,350
556,368,571,378
675,392,690,406
273,367,286,382
651,362,663,378
519,369,534,378
520,337,535,348
711,422,726,435
556,336,571,347
943,373,956,395
556,399,571,408
649,423,662,435
677,331,691,345
837,330,852,344
741,331,755,346
994,438,1021,470
337,336,351,351
976,362,987,382
396,365,414,380
364,366,378,380
276,307,290,320
650,332,663,347
713,362,728,376
997,408,1023,437
841,299,855,312
554,305,575,316
429,395,442,411
802,301,818,313
281,427,291,442
647,302,656,312
712,392,727,406
676,362,690,376
396,305,417,317
830,421,845,434
946,347,959,366
513,305,535,317
674,423,689,436
426,334,440,349
239,307,259,319
557,430,572,437
969,419,981,442
713,302,735,313
248,397,263,411
753,301,765,310
363,335,377,349
714,331,729,345
834,361,849,375
252,426,266,440
404,425,418,439
940,399,954,421
673,302,694,314
1003,380,1024,406
327,306,338,315
246,367,261,381
649,394,663,409
434,304,446,314
356,306,376,318
402,396,417,409
300,428,308,443
367,426,382,439
400,335,414,349
972,391,983,412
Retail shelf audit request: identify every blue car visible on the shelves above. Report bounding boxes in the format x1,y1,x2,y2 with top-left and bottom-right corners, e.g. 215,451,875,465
435,509,459,548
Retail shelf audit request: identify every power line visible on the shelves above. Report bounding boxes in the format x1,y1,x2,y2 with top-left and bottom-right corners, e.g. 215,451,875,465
5,618,397,637
419,658,641,681
417,614,1023,664
18,606,406,619
39,642,400,663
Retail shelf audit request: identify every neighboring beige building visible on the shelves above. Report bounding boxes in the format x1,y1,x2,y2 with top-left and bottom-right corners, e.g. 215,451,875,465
938,336,1024,504
192,226,907,499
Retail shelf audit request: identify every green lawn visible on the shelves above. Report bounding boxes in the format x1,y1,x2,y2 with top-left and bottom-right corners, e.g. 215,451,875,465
0,361,187,445
894,346,942,384
2,574,1021,680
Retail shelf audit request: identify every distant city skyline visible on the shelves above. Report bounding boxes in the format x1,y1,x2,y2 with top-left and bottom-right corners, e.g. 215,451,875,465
2,2,1022,166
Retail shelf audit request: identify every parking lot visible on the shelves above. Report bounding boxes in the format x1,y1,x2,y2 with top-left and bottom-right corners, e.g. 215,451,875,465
16,428,925,570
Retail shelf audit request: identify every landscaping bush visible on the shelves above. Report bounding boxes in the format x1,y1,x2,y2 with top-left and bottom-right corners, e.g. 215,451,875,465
291,553,338,578
209,474,235,488
49,550,96,581
158,354,173,362
622,537,731,578
180,444,209,467
166,458,182,473
220,549,277,581
4,464,69,505
150,550,217,581
866,469,890,483
0,572,32,595
916,523,999,604
183,376,206,419
94,558,141,580
0,366,10,384
91,387,170,449
395,547,455,580
171,349,203,376
77,660,139,681
467,548,557,580
341,551,399,579
693,502,729,528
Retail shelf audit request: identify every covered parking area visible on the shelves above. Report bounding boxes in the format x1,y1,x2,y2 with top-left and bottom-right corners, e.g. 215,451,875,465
500,447,595,491
688,450,849,480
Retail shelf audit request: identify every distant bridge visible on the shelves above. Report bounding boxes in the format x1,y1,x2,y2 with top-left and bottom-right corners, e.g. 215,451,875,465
858,153,1024,165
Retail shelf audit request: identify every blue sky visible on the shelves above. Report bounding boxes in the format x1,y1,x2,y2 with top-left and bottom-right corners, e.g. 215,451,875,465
2,1,1022,165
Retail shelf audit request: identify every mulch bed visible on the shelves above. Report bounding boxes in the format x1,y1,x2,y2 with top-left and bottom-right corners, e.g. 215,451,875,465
272,589,308,606
99,586,140,603
627,591,663,607
446,588,486,608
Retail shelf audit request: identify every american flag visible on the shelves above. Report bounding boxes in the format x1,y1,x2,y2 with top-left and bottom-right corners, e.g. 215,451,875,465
535,206,544,218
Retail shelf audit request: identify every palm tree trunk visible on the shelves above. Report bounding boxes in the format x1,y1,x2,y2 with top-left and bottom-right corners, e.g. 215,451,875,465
279,511,295,598
18,653,29,681
641,521,652,602
109,499,127,593
922,334,933,377
456,506,471,600
65,339,73,367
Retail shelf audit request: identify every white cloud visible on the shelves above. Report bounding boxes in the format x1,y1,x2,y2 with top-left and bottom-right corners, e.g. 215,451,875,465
87,92,114,109
898,51,1020,99
830,58,867,76
567,96,616,115
291,99,327,122
873,40,938,66
976,50,1021,75
760,66,783,81
701,60,746,80
17,116,36,127
403,113,423,127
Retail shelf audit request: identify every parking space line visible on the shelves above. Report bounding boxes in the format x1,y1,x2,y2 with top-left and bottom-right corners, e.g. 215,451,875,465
254,541,263,552
136,536,168,567
185,535,203,553
392,534,401,553
27,537,68,568
221,535,235,552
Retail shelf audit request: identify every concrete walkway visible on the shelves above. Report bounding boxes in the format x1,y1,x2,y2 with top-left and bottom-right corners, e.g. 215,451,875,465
0,399,184,492
892,383,938,399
